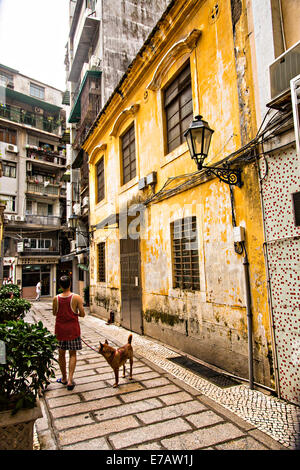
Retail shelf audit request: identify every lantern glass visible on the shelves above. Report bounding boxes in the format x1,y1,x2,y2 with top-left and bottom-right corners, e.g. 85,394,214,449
185,129,195,158
184,115,214,168
202,127,214,157
69,214,79,230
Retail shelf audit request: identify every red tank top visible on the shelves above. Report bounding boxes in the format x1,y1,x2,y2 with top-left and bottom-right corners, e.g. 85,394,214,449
55,294,80,341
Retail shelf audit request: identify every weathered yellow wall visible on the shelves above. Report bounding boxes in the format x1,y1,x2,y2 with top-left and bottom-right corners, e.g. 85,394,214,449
85,0,273,387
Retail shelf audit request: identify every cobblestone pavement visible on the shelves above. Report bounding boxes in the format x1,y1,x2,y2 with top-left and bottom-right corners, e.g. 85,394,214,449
28,302,299,451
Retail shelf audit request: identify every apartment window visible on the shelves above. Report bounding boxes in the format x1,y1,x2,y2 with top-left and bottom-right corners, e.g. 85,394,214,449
121,124,136,185
79,269,85,282
86,0,96,10
97,242,106,282
0,126,17,145
164,63,193,153
96,157,105,203
37,202,53,216
1,195,16,212
25,200,33,214
38,239,51,249
0,71,14,88
23,238,52,250
30,82,45,100
2,161,16,178
171,216,200,290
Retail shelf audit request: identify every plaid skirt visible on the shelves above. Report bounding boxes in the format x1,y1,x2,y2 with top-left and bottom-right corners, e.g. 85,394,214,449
58,336,82,351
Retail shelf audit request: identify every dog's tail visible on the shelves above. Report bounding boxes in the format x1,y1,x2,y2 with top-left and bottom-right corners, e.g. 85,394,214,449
128,334,133,344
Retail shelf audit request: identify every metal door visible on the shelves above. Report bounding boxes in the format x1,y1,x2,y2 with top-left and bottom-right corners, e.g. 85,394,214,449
120,238,142,334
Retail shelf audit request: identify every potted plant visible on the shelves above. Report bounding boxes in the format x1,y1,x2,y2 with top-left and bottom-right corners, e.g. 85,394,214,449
0,298,31,323
0,284,21,299
0,320,58,450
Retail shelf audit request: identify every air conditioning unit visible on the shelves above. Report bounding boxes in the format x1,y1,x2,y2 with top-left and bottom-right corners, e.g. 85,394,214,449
17,242,24,253
15,215,25,222
82,196,89,207
270,40,300,101
34,107,43,114
73,203,81,216
6,144,18,153
89,55,101,70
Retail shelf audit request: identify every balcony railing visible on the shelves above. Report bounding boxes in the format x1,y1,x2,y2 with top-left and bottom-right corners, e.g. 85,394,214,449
0,103,61,135
26,146,66,166
26,181,60,197
25,214,61,226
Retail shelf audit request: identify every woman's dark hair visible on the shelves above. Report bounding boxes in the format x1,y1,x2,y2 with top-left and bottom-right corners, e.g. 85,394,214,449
59,275,71,290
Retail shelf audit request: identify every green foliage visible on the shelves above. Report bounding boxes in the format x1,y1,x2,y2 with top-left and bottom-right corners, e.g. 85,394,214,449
0,320,58,414
0,298,32,323
0,284,21,299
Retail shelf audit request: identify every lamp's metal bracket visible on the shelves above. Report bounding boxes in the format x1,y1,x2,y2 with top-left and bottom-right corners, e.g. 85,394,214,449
202,164,242,187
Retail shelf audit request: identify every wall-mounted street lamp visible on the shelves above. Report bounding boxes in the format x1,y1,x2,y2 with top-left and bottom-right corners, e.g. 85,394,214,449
68,214,79,230
68,214,94,241
184,115,242,187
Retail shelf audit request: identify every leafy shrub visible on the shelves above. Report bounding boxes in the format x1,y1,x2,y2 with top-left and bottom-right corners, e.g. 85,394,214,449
0,320,58,414
0,284,21,299
0,298,32,323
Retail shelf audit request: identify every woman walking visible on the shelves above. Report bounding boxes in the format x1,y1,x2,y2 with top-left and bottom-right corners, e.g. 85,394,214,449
53,276,85,390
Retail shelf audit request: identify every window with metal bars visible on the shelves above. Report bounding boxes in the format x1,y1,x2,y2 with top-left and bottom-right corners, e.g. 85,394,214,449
97,242,105,282
96,156,105,203
164,62,193,154
121,124,136,185
171,216,200,290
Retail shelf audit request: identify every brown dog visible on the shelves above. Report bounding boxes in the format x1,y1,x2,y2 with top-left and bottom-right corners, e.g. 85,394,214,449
98,334,133,387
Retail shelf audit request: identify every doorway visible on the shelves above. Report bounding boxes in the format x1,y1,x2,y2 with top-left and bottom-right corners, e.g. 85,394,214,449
120,237,142,334
22,264,51,298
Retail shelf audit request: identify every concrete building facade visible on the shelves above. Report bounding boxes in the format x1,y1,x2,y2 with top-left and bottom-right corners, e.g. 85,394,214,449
63,0,172,299
0,64,69,298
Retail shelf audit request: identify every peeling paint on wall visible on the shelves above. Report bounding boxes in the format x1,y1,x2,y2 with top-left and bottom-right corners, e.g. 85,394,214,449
85,0,273,387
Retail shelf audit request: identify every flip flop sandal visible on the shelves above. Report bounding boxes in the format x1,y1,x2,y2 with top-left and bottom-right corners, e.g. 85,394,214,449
67,382,75,391
56,378,67,385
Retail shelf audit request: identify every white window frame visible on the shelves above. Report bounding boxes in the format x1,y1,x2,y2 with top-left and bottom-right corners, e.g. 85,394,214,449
30,82,45,100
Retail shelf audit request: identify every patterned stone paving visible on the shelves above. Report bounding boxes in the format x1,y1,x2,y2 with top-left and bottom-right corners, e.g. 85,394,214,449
30,304,300,450
85,316,300,449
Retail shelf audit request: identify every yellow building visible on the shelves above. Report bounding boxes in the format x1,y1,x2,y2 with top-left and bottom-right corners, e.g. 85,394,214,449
84,0,274,389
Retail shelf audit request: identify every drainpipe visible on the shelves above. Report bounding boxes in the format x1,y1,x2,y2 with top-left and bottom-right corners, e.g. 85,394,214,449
242,245,254,390
230,186,254,390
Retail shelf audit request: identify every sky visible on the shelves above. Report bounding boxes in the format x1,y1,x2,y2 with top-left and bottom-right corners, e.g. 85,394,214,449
0,0,69,90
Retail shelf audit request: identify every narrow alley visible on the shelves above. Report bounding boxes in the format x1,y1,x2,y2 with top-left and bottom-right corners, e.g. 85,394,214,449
28,302,299,451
